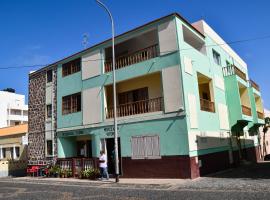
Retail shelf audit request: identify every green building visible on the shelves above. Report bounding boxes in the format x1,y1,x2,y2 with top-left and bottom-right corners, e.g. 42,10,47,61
28,13,265,178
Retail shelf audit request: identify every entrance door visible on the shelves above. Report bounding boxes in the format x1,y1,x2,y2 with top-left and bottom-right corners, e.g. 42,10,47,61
106,138,121,175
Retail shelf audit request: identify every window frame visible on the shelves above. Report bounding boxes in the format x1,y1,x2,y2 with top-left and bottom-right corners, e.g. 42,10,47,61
62,58,81,77
46,140,53,157
46,104,52,119
15,147,20,158
46,69,53,83
62,92,81,115
131,135,161,160
2,148,6,158
212,49,221,66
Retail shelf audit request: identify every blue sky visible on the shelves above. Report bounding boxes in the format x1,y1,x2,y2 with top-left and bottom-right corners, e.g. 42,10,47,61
0,0,269,108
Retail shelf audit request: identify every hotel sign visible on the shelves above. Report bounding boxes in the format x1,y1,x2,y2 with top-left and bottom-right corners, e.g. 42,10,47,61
104,126,120,137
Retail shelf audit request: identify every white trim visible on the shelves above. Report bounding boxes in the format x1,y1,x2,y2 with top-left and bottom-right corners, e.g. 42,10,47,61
192,20,247,69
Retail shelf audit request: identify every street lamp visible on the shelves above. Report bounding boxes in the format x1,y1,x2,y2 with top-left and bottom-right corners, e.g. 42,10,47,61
96,0,119,183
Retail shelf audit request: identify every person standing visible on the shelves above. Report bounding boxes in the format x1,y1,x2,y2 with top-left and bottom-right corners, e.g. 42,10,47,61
99,150,109,180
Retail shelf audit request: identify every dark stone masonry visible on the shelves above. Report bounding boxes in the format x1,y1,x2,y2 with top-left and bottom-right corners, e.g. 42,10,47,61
28,71,46,161
28,67,57,163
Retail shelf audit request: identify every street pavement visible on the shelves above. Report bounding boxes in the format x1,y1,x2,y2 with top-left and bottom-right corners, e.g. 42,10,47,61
0,162,270,200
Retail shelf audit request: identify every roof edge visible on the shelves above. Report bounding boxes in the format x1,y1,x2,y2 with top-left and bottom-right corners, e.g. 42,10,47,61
29,12,204,77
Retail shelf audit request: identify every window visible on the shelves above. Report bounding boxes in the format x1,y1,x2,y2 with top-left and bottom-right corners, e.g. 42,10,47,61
46,104,52,119
131,135,160,159
118,87,148,105
15,147,20,158
212,49,221,65
62,93,81,115
2,148,6,158
62,58,81,77
47,70,52,83
46,140,53,156
226,60,231,67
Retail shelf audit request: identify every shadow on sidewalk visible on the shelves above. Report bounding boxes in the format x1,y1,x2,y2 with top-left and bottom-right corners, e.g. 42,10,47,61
204,162,270,180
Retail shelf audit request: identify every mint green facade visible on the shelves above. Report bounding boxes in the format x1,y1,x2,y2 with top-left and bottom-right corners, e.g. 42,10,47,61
52,13,265,177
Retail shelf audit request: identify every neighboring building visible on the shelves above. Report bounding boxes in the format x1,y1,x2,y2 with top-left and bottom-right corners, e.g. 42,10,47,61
260,109,270,157
0,90,28,128
28,13,265,178
0,124,28,177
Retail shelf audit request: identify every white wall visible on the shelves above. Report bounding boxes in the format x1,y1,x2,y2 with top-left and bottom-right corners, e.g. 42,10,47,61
0,91,28,128
192,20,247,70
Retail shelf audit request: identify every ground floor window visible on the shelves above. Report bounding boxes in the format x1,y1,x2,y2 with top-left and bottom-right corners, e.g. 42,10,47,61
46,140,53,156
131,135,160,159
2,148,6,159
15,147,20,158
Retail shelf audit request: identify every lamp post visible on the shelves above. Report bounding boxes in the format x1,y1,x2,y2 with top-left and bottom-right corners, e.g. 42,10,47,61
96,0,119,183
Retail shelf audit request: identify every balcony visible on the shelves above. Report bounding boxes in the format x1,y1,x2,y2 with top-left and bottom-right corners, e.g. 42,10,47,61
106,97,163,119
222,65,247,81
242,105,252,116
257,111,264,119
104,29,159,73
105,44,158,72
104,72,163,119
197,72,215,113
200,98,215,113
249,79,260,91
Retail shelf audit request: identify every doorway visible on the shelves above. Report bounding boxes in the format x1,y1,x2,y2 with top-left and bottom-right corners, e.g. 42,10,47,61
101,138,121,175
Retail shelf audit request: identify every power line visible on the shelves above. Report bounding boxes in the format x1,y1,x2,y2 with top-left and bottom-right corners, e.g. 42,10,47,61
0,34,270,70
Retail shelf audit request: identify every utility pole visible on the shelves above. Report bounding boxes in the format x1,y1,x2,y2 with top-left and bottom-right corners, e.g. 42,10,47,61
96,0,119,183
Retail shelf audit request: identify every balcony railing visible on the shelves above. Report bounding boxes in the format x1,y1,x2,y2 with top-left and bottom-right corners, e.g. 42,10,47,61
257,111,264,119
104,44,159,72
200,98,215,113
58,158,97,178
249,79,260,91
106,97,163,119
222,65,247,81
242,105,252,116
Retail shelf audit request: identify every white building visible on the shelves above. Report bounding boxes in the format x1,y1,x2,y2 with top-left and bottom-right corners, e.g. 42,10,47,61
0,91,28,128
264,109,270,118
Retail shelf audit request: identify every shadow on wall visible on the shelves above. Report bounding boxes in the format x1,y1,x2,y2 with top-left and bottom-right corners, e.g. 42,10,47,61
7,146,28,177
194,134,261,178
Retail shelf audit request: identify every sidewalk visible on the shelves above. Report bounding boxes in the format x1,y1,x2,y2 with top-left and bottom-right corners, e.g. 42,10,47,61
11,176,191,186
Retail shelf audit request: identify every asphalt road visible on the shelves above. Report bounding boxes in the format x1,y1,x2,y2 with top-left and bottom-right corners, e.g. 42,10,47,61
0,162,270,200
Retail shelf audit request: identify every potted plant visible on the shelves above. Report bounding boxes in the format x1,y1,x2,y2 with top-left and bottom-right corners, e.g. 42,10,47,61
66,169,72,178
88,168,100,180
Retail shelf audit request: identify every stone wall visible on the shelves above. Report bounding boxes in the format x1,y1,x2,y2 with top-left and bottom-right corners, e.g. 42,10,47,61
28,71,46,161
28,67,58,163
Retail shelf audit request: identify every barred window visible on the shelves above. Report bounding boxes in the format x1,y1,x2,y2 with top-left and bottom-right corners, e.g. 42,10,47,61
131,135,160,159
62,58,81,77
62,93,81,115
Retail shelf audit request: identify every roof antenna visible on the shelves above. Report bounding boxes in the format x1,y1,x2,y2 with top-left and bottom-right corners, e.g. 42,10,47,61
82,33,89,49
